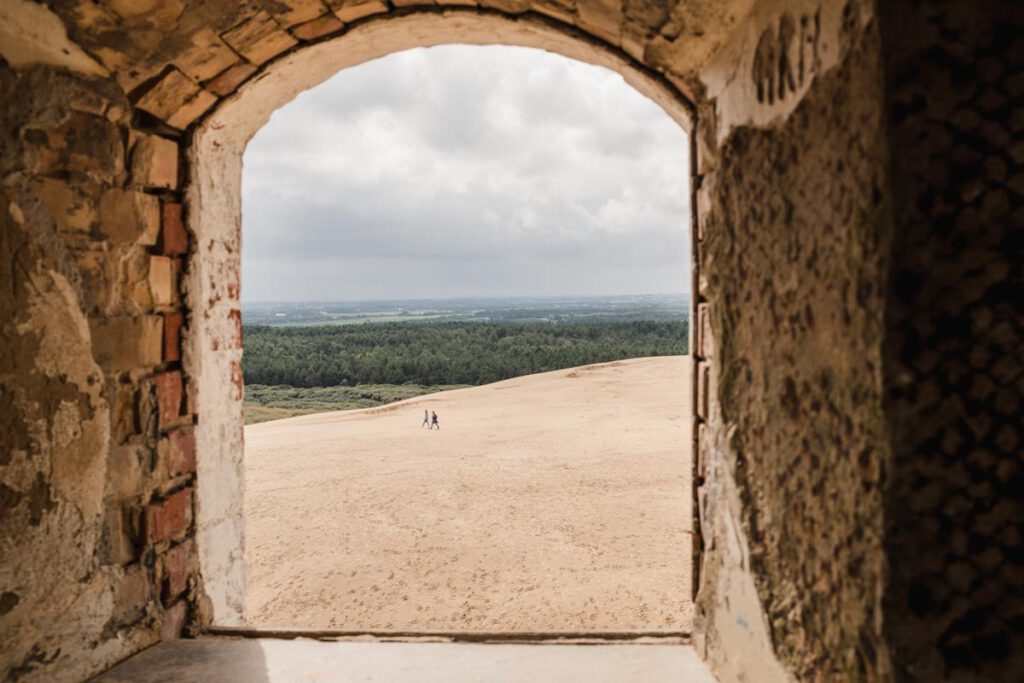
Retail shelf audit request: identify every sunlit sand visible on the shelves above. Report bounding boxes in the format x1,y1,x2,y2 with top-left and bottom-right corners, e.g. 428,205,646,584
243,356,693,632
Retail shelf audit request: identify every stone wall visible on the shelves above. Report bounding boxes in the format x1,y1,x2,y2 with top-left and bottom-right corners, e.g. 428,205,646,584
692,1,892,680
879,1,1024,679
1,0,1019,681
0,1,734,679
0,65,201,681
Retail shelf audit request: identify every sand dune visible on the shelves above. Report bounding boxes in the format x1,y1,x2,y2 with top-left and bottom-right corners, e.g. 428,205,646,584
243,356,693,633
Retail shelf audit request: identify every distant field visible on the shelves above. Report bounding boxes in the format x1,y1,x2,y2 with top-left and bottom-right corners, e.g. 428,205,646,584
241,296,689,423
244,320,688,389
244,383,470,424
243,294,689,327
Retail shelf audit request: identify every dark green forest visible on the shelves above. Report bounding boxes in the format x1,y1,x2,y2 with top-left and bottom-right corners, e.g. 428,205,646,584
243,321,688,388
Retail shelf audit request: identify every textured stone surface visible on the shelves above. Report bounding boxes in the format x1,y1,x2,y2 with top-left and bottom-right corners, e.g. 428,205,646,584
130,134,179,190
1,61,200,681
221,11,298,65
879,1,1024,679
2,1,1018,681
695,7,891,679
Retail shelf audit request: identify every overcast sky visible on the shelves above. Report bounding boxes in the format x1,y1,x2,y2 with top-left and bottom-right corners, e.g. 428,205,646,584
242,45,690,302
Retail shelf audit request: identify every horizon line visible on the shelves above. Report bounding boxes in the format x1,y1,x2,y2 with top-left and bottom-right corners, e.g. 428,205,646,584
241,292,691,305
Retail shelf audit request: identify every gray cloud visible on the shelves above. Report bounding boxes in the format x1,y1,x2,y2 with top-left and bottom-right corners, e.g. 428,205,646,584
242,45,690,301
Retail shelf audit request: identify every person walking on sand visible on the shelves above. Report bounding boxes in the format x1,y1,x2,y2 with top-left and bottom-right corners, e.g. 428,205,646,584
421,409,429,428
430,411,440,430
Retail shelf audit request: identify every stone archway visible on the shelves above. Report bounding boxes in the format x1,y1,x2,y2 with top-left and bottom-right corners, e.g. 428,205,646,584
6,0,1018,680
186,7,700,630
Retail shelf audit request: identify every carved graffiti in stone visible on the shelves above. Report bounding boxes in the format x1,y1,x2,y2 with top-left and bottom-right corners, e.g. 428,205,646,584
753,9,820,105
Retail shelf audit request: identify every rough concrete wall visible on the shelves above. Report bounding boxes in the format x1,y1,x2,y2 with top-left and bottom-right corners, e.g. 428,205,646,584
694,2,891,680
0,64,202,681
879,1,1024,679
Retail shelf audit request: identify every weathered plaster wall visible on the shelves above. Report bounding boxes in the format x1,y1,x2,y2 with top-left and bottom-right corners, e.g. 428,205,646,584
0,65,202,681
879,1,1024,679
693,1,892,680
3,0,1018,681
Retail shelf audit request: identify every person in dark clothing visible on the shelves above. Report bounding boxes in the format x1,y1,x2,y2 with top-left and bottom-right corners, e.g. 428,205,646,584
430,411,439,430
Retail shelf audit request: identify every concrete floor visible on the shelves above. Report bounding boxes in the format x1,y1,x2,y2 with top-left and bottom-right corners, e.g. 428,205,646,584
94,638,717,682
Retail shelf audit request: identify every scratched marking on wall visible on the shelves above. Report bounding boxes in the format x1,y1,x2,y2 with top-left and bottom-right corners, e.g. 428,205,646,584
752,9,821,105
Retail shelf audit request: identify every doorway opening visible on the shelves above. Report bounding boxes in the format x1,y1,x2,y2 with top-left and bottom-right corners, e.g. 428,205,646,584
187,11,698,636
238,44,693,633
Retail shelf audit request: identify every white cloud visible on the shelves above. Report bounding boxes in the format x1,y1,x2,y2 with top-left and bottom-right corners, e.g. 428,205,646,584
242,45,690,301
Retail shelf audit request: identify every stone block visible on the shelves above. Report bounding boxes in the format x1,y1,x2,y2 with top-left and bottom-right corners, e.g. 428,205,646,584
99,188,160,246
109,445,145,499
533,2,576,25
166,427,196,477
134,68,215,129
168,88,217,130
478,0,530,13
272,0,332,27
205,61,259,97
696,360,710,421
291,13,345,41
696,422,708,479
221,11,298,65
161,601,187,640
116,247,154,312
145,488,193,544
112,380,139,444
161,539,196,602
163,311,183,363
100,501,138,565
160,203,188,255
328,0,388,23
697,303,714,358
25,112,124,181
113,563,151,624
155,371,184,428
149,256,176,307
130,134,179,190
576,0,622,45
30,178,96,234
176,28,240,83
90,316,164,373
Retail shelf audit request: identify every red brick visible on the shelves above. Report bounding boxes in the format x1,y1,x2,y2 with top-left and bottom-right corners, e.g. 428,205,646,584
167,426,196,477
161,203,188,255
205,61,258,97
145,488,193,543
161,601,187,640
291,13,344,40
155,371,183,428
161,539,196,602
164,312,183,363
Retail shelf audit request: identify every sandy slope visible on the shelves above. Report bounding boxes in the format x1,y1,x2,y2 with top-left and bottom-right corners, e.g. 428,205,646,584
243,356,693,632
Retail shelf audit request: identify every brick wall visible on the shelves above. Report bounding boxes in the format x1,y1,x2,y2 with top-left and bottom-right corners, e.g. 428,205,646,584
0,64,200,681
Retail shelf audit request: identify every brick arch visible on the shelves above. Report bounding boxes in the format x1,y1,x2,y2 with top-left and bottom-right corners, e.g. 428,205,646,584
183,7,699,626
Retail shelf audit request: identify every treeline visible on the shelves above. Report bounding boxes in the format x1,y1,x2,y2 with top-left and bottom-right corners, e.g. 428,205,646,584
243,321,687,387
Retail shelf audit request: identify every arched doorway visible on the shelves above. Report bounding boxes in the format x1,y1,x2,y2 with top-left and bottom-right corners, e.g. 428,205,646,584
186,8,700,629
